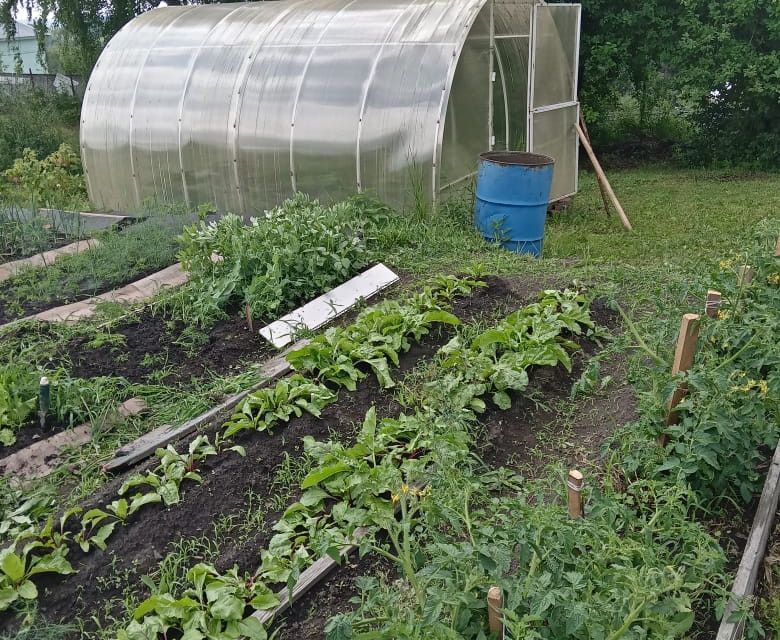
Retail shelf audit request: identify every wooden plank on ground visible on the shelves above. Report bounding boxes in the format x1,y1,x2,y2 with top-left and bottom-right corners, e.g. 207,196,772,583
0,239,99,282
253,527,369,625
1,398,147,480
260,264,399,349
716,440,780,640
102,341,308,473
32,262,188,323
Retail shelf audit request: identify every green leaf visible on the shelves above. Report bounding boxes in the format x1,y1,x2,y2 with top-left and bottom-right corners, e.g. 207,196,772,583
27,553,74,577
301,462,350,489
159,481,181,506
492,390,512,410
209,594,245,621
16,580,37,600
0,551,25,583
237,616,269,639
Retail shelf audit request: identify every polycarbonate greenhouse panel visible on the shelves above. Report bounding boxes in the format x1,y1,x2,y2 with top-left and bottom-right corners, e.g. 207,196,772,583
532,4,579,108
440,1,492,190
81,0,492,214
531,104,579,201
528,3,581,201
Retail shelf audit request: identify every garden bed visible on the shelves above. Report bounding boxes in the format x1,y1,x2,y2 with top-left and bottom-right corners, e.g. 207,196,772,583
270,302,630,640
3,274,527,632
0,215,186,324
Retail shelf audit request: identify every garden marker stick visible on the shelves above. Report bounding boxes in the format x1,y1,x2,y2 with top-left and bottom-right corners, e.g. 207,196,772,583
775,236,780,257
662,313,701,445
738,265,755,286
38,376,50,430
567,469,584,519
245,302,254,332
487,586,504,637
705,290,722,319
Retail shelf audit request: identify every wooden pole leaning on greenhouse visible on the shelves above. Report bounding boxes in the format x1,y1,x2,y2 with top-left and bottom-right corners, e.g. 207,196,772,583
576,116,633,231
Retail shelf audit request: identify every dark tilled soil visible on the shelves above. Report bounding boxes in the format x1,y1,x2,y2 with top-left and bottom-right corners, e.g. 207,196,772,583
63,307,273,385
275,556,396,640
4,275,625,635
266,297,637,640
478,302,636,476
30,359,407,628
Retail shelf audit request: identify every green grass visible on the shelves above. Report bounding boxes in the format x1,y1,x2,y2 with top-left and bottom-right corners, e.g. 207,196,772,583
382,165,780,273
378,164,779,353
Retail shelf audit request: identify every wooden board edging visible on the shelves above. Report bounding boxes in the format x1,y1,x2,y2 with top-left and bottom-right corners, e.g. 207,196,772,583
0,238,99,282
716,439,780,640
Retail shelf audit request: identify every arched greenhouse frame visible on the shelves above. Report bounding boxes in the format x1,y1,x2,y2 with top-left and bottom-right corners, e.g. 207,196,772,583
80,0,581,214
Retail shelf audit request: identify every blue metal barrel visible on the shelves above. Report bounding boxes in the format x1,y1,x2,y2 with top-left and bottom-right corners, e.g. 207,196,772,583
474,151,555,257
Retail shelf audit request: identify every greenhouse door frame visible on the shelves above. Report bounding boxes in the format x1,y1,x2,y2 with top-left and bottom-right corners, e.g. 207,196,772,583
527,2,581,201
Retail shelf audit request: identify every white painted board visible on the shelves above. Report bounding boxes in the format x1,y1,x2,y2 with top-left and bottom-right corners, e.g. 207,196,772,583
259,263,399,348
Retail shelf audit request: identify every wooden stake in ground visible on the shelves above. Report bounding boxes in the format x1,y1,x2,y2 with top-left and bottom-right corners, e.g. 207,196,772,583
245,302,254,333
705,290,722,319
567,469,584,519
775,236,780,257
738,265,755,286
575,122,633,231
487,586,503,637
664,313,701,430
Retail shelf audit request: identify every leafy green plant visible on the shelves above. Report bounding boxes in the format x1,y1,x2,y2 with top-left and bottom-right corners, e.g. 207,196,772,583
0,363,38,444
0,545,74,612
120,563,278,640
171,194,389,326
286,275,483,391
223,376,337,439
616,229,780,508
119,435,234,508
125,289,596,637
427,289,593,413
2,143,86,210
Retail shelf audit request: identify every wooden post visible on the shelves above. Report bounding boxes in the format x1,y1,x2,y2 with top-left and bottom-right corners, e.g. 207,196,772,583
738,265,755,286
664,314,701,429
705,290,722,319
487,586,503,637
575,122,633,231
578,114,611,217
775,236,780,257
245,302,254,332
567,470,584,519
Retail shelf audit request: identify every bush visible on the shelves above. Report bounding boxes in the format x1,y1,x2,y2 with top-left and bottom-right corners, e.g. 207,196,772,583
2,143,86,209
0,87,80,173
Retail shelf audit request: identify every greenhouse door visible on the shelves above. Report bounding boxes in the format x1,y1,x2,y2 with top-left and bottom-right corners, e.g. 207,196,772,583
528,3,581,201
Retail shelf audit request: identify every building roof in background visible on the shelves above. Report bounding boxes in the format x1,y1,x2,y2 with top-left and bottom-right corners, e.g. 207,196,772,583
3,21,36,40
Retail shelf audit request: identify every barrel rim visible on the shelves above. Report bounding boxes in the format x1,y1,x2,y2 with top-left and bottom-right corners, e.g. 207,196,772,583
478,151,555,167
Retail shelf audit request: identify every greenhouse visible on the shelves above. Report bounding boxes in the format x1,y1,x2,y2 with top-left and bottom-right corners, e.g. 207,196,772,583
80,0,581,214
